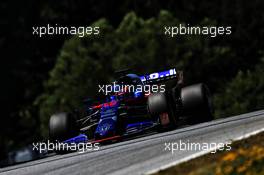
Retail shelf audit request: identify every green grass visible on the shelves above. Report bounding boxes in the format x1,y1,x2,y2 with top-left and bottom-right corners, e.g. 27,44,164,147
152,132,264,175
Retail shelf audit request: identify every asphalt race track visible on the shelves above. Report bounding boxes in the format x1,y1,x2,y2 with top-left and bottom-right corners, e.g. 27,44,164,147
1,110,264,175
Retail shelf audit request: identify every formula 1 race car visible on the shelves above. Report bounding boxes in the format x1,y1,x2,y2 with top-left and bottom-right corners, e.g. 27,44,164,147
49,68,214,147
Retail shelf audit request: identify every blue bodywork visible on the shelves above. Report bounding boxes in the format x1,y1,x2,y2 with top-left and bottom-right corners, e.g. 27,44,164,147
63,134,88,144
94,100,119,138
140,68,176,83
63,68,177,144
64,99,155,144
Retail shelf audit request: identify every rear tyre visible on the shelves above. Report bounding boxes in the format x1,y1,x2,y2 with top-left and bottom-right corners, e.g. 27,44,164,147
49,112,78,142
181,83,214,124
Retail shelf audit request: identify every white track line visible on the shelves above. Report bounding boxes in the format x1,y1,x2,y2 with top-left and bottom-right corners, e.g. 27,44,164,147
145,127,264,175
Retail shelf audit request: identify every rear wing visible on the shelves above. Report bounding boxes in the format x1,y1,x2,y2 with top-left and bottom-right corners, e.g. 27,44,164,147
140,68,177,84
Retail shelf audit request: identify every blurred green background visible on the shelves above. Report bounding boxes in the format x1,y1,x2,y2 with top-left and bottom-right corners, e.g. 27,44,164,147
1,1,264,160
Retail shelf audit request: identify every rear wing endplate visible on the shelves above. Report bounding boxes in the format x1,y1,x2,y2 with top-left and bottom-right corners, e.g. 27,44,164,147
140,68,177,84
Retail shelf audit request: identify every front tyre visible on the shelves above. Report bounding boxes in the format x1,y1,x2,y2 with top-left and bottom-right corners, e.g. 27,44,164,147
147,93,168,116
49,112,78,142
181,83,214,124
147,92,177,130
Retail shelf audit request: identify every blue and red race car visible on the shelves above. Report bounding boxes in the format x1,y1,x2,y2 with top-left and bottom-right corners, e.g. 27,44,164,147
49,68,213,149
